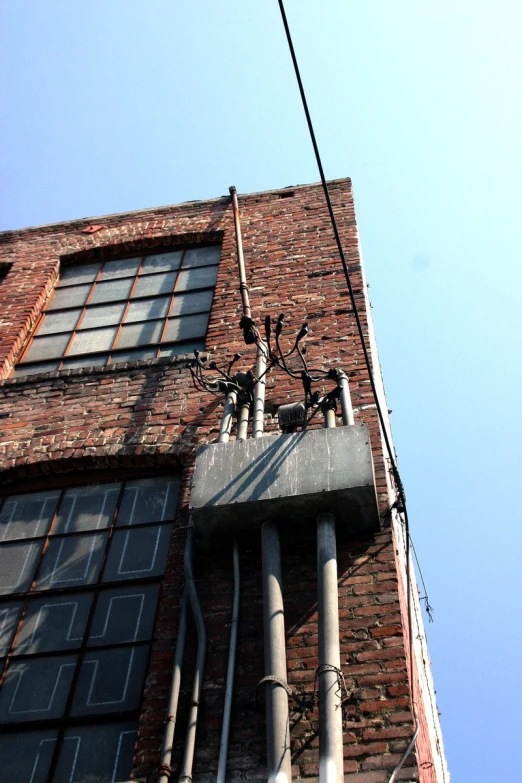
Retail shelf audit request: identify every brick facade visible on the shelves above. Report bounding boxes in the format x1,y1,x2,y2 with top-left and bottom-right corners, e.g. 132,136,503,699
0,180,447,781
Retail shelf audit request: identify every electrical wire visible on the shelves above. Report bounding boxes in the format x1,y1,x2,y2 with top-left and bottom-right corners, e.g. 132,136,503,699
277,0,436,772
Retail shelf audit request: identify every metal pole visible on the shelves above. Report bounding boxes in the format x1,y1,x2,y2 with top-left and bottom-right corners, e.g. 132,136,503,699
158,590,189,783
229,185,252,319
219,389,238,443
317,512,344,783
262,520,293,783
253,343,267,439
323,406,336,429
217,540,240,783
179,524,207,783
337,370,354,426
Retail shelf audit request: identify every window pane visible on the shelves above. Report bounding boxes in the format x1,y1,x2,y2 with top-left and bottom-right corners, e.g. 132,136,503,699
163,313,209,342
79,302,126,330
53,484,120,534
0,601,24,655
141,251,182,274
22,332,72,362
15,593,93,654
0,730,58,783
68,326,117,355
38,309,82,335
176,265,219,291
59,263,100,287
103,524,172,582
60,353,108,370
88,585,160,646
159,340,205,357
124,295,170,322
47,284,91,310
132,271,177,298
90,278,133,304
0,541,43,594
110,348,156,364
115,319,163,349
35,533,107,591
0,655,77,722
14,360,60,376
99,257,140,280
183,245,221,267
55,723,137,783
117,477,179,526
171,289,213,316
0,490,61,542
71,645,149,716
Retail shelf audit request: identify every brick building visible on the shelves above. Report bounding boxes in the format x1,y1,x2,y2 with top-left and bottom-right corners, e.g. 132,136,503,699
0,179,448,782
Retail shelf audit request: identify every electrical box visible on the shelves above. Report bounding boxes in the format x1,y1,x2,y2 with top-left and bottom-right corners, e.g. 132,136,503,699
190,424,380,548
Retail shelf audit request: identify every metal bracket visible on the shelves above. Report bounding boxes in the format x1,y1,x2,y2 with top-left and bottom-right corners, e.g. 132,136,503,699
255,675,307,710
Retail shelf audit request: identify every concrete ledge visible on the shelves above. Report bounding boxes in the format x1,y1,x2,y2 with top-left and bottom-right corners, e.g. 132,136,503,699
190,424,380,547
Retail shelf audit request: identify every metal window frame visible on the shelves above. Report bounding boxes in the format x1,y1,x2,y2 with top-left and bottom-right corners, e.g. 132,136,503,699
0,473,180,782
17,244,221,373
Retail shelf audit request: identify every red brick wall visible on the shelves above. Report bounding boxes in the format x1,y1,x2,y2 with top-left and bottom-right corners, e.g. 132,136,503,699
0,181,430,781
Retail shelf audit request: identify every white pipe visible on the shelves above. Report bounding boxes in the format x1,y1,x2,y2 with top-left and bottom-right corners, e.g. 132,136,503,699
317,512,344,783
179,524,207,783
323,407,336,429
253,343,267,438
337,370,355,426
262,520,293,783
216,540,240,783
158,590,189,783
237,400,250,440
219,389,238,443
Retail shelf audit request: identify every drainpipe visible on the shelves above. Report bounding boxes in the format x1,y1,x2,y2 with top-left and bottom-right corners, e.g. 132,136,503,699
158,590,189,783
262,520,293,783
336,370,354,426
179,523,207,783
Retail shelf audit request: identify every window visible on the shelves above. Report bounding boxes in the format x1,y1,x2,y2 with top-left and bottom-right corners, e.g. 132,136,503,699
16,245,221,377
0,475,179,782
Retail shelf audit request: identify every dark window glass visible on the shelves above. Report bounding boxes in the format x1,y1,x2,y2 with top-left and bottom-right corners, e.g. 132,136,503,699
0,475,178,781
17,246,220,377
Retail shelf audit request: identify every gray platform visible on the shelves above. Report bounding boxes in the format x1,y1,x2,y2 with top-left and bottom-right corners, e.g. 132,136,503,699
190,424,380,547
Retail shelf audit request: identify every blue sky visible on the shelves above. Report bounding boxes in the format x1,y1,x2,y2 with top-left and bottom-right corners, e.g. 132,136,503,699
1,2,521,780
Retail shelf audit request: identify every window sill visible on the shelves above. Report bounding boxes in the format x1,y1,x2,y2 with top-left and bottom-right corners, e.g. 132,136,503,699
1,351,207,388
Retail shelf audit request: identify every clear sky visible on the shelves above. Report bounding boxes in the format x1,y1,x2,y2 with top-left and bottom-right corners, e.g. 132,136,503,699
1,2,521,780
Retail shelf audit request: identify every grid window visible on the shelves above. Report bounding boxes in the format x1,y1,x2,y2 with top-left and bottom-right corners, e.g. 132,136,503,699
0,475,180,782
15,245,221,377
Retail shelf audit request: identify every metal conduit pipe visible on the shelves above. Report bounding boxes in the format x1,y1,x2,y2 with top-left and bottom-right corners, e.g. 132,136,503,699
317,512,344,783
216,539,240,783
323,406,336,429
179,523,207,783
220,389,238,443
229,185,252,319
158,590,189,783
262,520,293,783
336,370,355,426
237,400,250,440
253,342,267,439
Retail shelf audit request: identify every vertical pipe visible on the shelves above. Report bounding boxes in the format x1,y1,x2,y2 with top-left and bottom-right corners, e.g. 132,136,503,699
179,524,207,783
216,540,240,783
220,389,238,443
253,343,267,439
323,406,336,429
337,370,354,426
237,400,250,440
229,185,252,319
317,512,344,783
158,590,189,783
262,520,293,783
